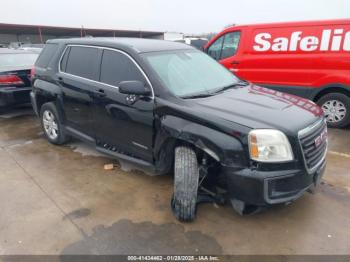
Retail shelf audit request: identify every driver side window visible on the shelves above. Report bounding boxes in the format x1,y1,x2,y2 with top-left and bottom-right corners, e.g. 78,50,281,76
207,31,241,61
221,31,241,59
207,36,224,60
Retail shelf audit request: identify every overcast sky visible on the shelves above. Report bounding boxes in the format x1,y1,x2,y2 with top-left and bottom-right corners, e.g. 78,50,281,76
1,0,349,34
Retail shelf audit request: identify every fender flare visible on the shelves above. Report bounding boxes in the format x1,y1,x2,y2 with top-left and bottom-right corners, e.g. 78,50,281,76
311,83,350,101
32,79,66,121
33,79,62,96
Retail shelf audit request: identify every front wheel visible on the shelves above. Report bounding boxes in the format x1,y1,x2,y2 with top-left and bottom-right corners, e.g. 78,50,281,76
172,146,199,222
317,93,350,128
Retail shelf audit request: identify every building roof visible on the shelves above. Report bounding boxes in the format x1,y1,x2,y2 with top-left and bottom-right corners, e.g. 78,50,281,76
0,48,38,54
0,23,164,38
48,37,193,53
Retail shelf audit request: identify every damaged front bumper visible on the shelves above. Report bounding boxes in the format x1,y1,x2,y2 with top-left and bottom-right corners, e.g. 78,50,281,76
222,160,326,210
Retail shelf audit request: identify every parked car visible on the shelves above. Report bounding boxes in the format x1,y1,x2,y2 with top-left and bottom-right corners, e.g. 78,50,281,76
31,38,327,221
205,19,350,128
0,48,39,109
175,37,209,50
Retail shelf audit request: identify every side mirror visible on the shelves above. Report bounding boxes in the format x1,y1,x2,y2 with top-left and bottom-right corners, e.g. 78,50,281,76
118,81,151,96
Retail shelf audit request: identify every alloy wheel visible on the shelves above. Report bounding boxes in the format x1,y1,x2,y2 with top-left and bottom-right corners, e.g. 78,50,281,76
322,99,347,123
43,110,59,140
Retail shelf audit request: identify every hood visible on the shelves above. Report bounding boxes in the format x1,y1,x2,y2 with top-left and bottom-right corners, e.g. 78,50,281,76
191,85,323,134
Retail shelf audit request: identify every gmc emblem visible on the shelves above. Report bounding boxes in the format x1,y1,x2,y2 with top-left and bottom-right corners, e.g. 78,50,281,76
314,128,328,147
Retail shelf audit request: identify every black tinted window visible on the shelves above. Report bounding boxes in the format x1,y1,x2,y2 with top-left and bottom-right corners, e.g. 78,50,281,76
100,49,145,86
66,46,99,80
35,43,58,68
60,47,70,72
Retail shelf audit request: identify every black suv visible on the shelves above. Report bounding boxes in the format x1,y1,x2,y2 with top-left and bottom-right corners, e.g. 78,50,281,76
31,38,327,221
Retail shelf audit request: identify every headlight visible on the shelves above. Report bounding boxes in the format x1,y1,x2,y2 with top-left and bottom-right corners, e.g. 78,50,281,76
248,129,293,162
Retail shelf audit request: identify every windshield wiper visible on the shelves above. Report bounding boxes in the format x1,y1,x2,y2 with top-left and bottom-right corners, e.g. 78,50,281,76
236,79,250,86
212,80,250,94
181,93,215,99
181,80,250,99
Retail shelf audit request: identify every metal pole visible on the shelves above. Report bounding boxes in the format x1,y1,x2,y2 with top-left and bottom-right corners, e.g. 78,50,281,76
38,27,43,44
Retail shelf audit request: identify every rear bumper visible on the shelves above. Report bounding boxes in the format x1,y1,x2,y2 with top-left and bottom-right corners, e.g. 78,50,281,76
0,87,31,107
223,160,326,206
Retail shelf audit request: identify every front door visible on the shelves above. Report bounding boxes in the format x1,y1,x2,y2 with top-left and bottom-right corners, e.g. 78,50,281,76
92,49,154,162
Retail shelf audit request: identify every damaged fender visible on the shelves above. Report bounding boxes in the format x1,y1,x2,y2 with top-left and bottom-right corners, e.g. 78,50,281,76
153,115,248,174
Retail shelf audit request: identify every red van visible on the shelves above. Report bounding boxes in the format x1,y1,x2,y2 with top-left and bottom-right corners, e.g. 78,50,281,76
205,19,350,128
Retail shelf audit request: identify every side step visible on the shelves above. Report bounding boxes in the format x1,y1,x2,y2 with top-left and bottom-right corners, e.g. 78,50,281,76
65,126,95,144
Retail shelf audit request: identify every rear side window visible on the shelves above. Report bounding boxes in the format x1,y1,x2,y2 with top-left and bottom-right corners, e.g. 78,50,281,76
60,47,70,72
65,46,99,80
100,49,145,86
35,43,58,68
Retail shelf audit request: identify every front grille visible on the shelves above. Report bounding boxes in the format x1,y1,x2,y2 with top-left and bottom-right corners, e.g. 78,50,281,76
298,119,328,173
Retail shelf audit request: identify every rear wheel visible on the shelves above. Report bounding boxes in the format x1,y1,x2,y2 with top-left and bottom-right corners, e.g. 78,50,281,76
317,93,350,128
40,102,70,145
172,146,199,222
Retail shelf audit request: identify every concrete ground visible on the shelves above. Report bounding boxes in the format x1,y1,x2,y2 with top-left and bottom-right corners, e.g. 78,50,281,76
0,107,349,255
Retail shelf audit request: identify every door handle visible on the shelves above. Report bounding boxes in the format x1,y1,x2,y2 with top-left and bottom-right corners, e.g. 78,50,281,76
57,76,64,83
231,61,240,65
94,89,106,97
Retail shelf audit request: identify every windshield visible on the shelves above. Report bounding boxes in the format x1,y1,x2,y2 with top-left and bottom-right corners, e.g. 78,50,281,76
142,50,239,98
0,53,38,68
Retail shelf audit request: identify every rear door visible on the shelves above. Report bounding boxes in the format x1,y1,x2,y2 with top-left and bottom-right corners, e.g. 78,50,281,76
58,45,101,138
92,49,154,162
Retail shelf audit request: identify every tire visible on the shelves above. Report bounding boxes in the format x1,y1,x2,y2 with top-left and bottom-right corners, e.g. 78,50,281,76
317,93,350,128
40,102,69,145
172,146,199,222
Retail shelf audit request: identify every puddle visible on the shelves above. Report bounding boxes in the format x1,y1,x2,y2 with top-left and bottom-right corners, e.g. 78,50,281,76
68,141,153,175
0,108,34,119
68,142,106,158
319,181,350,204
61,219,222,255
7,140,33,148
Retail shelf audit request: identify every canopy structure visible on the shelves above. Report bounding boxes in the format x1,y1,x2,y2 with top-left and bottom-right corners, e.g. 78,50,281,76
0,23,164,44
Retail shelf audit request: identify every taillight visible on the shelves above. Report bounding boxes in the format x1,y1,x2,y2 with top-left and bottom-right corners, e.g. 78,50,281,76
30,67,36,80
0,75,24,86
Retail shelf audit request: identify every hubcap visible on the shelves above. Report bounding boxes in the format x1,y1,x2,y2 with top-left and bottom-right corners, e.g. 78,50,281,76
43,110,58,140
322,100,347,123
